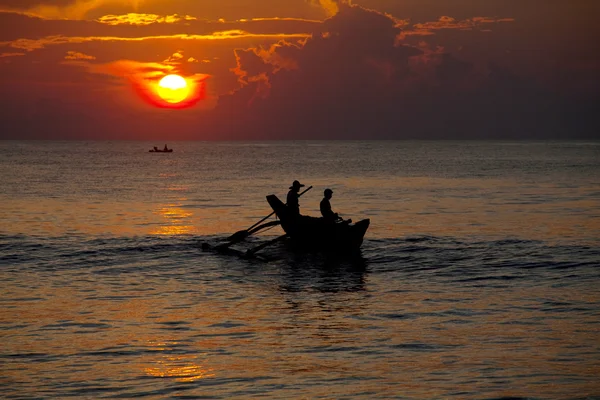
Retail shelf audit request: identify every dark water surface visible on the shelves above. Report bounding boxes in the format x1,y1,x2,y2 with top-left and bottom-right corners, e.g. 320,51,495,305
1,141,599,399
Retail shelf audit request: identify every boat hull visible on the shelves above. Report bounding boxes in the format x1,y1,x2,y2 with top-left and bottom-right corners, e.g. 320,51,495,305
266,194,369,251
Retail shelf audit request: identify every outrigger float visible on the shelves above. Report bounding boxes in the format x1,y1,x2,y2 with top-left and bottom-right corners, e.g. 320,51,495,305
202,186,370,260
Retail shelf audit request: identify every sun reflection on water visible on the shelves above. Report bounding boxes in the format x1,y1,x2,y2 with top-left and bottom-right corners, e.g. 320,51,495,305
143,340,215,382
150,202,197,236
144,356,215,382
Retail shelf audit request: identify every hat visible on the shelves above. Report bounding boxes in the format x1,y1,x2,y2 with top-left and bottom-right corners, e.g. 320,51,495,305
324,188,333,195
290,180,305,189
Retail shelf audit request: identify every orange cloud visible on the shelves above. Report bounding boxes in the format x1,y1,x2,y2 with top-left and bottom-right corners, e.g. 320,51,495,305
249,17,323,23
413,16,474,31
472,17,496,24
1,32,312,52
397,30,436,39
0,0,145,20
65,51,96,60
96,13,196,26
162,51,202,65
0,52,25,58
164,51,184,64
310,0,340,17
414,15,514,31
398,15,515,40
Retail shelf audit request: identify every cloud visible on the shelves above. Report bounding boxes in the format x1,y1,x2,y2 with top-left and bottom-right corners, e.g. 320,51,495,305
0,52,25,57
96,13,197,26
162,50,204,68
249,17,322,23
208,3,425,137
399,15,516,40
0,31,312,52
312,0,340,17
200,3,593,140
0,0,145,20
0,10,321,44
164,50,184,64
232,40,302,85
64,50,96,60
0,1,333,24
0,10,321,48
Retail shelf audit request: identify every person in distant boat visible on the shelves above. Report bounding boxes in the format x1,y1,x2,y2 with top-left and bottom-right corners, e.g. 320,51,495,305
320,188,341,222
164,144,168,151
287,180,305,216
154,146,158,151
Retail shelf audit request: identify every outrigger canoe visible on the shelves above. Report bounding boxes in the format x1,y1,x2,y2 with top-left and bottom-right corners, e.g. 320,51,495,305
266,194,370,251
202,186,369,259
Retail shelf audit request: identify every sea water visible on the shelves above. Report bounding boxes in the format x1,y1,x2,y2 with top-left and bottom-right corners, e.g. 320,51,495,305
1,141,599,399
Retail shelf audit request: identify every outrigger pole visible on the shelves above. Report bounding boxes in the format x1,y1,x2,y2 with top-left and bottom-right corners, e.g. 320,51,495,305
204,185,313,254
245,234,289,257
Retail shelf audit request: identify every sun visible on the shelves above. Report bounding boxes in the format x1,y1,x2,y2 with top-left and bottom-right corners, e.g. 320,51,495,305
157,74,190,104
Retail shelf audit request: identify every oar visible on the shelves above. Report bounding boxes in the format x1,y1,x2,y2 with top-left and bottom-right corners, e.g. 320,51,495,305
227,185,313,242
216,221,281,251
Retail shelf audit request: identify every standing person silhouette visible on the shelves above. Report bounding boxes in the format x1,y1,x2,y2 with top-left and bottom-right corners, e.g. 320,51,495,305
287,180,305,217
320,188,340,222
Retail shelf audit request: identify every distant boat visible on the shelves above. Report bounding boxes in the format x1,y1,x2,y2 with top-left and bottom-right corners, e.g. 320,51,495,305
149,146,173,153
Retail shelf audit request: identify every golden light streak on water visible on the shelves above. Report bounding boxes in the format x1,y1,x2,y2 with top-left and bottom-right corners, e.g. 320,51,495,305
144,356,215,382
150,203,196,235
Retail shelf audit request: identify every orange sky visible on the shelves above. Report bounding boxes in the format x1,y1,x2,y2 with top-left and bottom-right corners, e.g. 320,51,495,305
0,0,598,139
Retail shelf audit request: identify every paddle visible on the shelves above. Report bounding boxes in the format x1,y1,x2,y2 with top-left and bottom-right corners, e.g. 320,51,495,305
226,185,313,242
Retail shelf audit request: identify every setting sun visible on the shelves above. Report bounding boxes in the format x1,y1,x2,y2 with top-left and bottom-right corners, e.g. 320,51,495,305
157,74,190,104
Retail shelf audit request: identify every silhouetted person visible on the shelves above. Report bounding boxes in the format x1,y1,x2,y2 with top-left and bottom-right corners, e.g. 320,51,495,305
164,144,168,151
320,188,340,222
287,180,305,216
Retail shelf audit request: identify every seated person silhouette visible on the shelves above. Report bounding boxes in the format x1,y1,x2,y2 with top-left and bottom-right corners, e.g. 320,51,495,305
320,188,341,222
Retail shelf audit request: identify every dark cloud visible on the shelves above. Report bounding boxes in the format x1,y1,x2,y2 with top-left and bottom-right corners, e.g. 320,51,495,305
205,3,598,139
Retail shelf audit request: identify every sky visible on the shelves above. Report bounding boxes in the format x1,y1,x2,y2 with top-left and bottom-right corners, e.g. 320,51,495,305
0,0,598,140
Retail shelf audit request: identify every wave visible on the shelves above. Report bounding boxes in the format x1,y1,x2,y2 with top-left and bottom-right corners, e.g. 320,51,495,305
2,233,598,281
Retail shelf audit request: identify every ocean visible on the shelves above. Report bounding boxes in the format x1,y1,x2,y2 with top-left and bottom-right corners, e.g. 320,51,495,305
1,140,599,399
